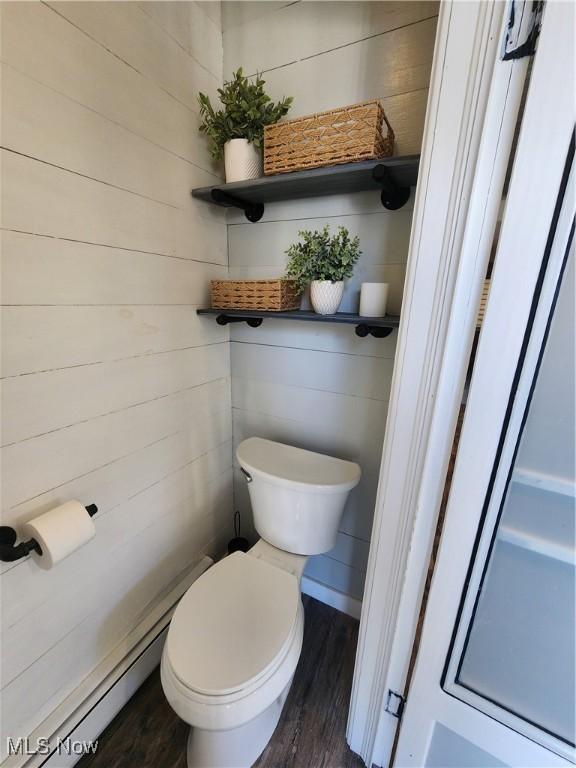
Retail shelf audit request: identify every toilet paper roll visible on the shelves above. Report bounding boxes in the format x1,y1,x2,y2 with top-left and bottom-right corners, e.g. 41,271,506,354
22,500,96,569
359,282,389,317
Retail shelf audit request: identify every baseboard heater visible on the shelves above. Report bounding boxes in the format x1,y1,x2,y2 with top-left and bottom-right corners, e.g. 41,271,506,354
3,557,212,768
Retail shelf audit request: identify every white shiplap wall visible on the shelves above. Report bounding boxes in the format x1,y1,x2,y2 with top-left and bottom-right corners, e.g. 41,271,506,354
224,1,438,601
0,1,231,758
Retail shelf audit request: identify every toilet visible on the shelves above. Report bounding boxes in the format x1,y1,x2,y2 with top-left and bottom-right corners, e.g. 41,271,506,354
161,437,361,768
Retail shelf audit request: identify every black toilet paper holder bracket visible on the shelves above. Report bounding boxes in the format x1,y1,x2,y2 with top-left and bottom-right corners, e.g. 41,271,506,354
0,503,98,563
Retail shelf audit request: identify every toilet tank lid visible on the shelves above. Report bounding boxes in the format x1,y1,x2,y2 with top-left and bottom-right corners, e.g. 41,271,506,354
237,437,361,492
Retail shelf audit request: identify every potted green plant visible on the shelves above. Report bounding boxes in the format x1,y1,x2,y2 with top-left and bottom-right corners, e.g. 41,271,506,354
284,225,361,315
198,68,292,182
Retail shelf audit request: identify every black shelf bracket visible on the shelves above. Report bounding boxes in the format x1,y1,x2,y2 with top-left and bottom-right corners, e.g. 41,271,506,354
216,313,263,328
210,189,264,223
216,315,392,337
355,324,394,339
372,165,411,210
198,309,399,338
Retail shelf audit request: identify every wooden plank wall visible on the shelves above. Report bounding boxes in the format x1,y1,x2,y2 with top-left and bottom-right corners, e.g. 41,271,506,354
0,2,231,756
224,1,439,601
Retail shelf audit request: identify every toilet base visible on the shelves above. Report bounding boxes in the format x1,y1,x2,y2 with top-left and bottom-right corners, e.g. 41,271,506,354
186,676,293,768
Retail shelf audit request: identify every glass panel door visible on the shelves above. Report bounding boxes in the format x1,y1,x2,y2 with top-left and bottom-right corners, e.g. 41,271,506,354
445,241,575,751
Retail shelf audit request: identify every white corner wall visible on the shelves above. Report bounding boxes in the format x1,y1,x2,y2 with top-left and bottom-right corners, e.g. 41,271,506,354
224,1,439,602
0,2,232,759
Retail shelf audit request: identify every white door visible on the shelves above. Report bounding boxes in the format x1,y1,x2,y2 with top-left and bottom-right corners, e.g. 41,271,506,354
393,4,575,763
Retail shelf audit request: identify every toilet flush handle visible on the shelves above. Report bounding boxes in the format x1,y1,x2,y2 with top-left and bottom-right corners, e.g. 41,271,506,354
240,467,253,483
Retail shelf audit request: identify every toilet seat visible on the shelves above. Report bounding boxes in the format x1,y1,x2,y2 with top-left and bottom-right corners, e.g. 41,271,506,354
162,552,305,731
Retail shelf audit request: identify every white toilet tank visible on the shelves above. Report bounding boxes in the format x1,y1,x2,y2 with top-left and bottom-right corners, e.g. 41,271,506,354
237,437,361,555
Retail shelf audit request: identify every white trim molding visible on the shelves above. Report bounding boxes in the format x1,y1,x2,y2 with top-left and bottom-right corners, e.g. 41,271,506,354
346,2,532,765
301,575,362,620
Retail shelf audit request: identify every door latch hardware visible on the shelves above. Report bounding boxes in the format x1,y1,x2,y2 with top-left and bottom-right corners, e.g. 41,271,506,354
385,689,406,719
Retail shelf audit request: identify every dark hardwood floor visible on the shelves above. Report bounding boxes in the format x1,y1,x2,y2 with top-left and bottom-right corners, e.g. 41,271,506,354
78,595,364,768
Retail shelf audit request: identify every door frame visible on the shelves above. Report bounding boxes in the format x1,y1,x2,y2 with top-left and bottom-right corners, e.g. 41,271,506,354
347,1,549,765
393,0,575,755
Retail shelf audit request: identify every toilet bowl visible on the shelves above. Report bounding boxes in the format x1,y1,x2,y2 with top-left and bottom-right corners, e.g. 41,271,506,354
161,438,361,768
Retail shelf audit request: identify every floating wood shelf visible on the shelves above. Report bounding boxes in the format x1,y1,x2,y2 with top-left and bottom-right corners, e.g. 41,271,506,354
191,156,420,221
197,308,400,339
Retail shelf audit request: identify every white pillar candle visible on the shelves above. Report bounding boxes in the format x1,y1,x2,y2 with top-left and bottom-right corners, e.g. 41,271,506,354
359,282,389,317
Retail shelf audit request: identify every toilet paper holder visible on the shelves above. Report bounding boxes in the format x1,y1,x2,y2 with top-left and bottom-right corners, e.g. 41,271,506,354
0,503,98,562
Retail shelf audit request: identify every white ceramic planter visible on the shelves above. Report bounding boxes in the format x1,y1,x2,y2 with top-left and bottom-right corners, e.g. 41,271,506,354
310,280,345,315
224,139,262,182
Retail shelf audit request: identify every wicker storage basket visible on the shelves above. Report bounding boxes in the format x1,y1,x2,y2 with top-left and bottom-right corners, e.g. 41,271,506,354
211,279,301,311
264,100,394,175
